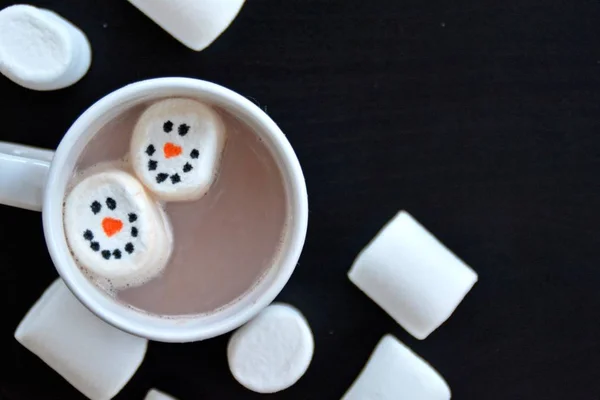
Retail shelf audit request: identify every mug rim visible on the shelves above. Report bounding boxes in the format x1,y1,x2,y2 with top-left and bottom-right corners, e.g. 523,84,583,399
42,78,308,342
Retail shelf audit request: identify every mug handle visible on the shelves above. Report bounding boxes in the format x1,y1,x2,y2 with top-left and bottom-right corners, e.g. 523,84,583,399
0,142,54,212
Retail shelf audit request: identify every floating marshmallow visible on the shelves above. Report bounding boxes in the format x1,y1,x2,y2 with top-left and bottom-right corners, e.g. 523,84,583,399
348,211,478,340
145,389,179,400
0,4,91,91
342,335,451,400
227,303,314,394
131,98,226,201
64,169,172,289
15,279,148,400
127,0,245,51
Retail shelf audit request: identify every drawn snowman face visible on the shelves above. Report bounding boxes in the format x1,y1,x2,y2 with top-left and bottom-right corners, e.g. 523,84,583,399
141,119,199,186
130,98,227,201
63,170,172,288
81,196,139,261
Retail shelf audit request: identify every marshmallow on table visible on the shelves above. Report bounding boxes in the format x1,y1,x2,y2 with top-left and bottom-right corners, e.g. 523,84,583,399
127,0,245,51
145,389,179,400
0,4,91,91
131,98,226,201
64,169,173,289
15,279,148,400
348,210,478,340
228,304,314,394
342,335,451,400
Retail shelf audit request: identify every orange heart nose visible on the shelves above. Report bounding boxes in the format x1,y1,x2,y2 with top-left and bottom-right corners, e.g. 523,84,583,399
102,217,123,237
164,142,182,158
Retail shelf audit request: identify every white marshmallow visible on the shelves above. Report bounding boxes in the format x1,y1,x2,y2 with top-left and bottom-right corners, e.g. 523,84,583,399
127,0,245,51
342,335,451,400
348,211,478,340
64,169,172,289
15,279,148,400
145,389,179,400
227,303,314,394
0,4,91,91
131,98,226,201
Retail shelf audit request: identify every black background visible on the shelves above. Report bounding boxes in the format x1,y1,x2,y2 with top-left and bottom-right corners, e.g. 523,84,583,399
1,0,599,399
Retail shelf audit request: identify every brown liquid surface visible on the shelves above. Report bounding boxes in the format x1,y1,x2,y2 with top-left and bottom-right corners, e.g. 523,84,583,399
74,103,288,315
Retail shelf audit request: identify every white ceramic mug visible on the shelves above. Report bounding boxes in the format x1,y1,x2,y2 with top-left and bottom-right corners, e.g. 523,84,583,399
1,77,308,342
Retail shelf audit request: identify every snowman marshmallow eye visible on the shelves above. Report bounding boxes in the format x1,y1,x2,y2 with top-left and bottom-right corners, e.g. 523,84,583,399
106,197,116,210
63,170,173,289
130,98,227,201
178,123,190,136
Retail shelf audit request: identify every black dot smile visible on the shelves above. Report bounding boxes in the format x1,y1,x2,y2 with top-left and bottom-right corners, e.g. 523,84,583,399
146,144,156,156
156,173,169,183
170,174,181,184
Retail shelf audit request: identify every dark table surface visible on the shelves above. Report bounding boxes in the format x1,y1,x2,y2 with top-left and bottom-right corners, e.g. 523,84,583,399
1,0,599,399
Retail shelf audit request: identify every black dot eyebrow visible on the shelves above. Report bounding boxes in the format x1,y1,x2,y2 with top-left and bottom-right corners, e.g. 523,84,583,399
106,197,116,210
183,163,193,173
125,243,134,254
83,230,94,241
146,144,156,156
170,173,181,184
91,201,101,214
156,173,169,183
190,149,199,159
178,123,190,136
148,160,157,171
163,120,174,133
128,213,138,223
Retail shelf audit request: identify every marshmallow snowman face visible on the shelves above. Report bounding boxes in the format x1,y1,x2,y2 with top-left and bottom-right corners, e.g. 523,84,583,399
131,98,226,201
64,170,172,288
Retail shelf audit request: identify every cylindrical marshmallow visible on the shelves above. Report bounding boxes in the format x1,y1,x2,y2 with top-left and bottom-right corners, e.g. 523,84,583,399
64,169,172,289
227,303,314,394
130,98,227,201
342,335,451,400
145,389,179,400
127,0,246,51
14,279,148,400
348,210,478,340
0,4,91,91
